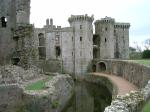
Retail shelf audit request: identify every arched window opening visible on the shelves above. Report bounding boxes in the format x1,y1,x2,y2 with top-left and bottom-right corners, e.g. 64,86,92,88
93,48,99,59
38,47,46,60
1,17,7,27
38,33,45,46
105,38,107,43
92,64,96,72
12,58,20,65
56,46,61,57
98,62,106,72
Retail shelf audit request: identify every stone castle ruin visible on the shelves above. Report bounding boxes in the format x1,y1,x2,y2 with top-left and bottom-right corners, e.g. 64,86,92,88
0,0,130,76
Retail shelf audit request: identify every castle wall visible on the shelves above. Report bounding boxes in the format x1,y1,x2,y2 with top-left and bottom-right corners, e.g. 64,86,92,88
0,0,16,65
61,28,74,74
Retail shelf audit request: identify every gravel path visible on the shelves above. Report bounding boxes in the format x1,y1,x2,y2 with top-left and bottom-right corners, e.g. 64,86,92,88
93,73,138,95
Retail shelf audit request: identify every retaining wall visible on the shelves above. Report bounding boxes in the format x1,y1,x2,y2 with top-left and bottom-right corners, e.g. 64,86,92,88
93,59,150,112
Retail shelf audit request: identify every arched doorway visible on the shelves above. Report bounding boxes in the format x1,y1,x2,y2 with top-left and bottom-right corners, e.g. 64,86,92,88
98,62,106,72
92,64,96,72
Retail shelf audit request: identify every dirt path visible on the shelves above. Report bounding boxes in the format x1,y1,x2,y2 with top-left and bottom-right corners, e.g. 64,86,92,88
92,73,138,95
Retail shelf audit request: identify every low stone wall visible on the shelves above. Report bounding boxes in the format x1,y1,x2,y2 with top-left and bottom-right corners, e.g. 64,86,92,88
104,80,150,112
19,75,74,112
0,65,42,84
37,59,63,73
0,84,23,112
94,59,150,88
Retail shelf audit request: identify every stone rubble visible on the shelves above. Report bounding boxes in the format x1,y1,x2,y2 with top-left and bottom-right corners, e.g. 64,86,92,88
104,80,150,112
0,65,42,84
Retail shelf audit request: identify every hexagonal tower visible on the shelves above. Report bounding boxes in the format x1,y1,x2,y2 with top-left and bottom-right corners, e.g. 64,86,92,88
68,14,94,77
95,17,115,59
0,0,16,65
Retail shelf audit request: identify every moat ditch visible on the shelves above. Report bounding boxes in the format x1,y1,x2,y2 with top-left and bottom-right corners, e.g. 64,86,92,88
0,74,113,112
62,81,112,112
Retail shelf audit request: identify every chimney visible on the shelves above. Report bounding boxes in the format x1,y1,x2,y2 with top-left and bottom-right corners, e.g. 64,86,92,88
50,18,53,26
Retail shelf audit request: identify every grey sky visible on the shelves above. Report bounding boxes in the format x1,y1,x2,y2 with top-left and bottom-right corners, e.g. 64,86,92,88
30,0,150,47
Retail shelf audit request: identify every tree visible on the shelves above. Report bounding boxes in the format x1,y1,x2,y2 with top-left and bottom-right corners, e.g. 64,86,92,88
142,50,150,58
144,39,150,50
133,41,142,53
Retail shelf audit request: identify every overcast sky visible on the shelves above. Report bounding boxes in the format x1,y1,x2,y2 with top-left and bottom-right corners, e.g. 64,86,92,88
30,0,150,48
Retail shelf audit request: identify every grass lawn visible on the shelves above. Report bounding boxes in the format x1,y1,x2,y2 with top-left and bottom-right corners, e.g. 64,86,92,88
143,100,150,112
131,60,150,66
25,76,53,90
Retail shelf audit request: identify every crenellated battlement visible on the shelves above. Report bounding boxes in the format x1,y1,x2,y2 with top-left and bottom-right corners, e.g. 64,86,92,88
95,16,115,24
114,22,130,29
68,14,94,23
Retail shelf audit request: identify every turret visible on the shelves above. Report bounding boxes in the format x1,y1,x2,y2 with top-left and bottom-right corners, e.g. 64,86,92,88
94,16,115,59
68,14,94,76
114,23,130,59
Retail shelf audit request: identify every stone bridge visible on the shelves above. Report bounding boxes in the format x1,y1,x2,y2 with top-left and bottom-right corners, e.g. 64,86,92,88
91,59,150,112
92,59,150,88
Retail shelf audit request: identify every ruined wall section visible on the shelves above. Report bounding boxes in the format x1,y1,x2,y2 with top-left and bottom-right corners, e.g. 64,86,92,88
68,15,94,76
95,17,115,59
114,23,130,59
12,25,38,69
0,0,16,65
16,0,30,24
34,28,46,60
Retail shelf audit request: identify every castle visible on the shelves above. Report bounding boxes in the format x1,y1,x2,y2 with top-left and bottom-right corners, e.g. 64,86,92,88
0,0,130,76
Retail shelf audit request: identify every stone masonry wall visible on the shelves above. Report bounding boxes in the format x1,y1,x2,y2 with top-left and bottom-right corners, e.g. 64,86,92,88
20,75,74,112
0,84,23,112
104,80,150,112
95,59,150,88
94,59,150,112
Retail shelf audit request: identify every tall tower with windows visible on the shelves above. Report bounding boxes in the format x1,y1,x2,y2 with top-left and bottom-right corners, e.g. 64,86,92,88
114,23,130,59
68,14,94,77
95,17,115,59
0,0,16,65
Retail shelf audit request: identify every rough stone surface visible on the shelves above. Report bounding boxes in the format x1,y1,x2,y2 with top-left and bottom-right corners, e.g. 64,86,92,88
22,74,74,112
0,65,42,84
94,59,150,88
104,81,150,112
0,84,23,112
0,65,74,112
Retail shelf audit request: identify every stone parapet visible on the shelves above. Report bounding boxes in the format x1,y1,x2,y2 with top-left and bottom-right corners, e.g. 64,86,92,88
68,14,94,23
114,22,130,28
104,80,150,112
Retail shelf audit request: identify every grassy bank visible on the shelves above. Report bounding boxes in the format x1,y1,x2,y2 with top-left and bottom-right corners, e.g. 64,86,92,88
25,76,53,90
143,100,150,112
131,60,150,66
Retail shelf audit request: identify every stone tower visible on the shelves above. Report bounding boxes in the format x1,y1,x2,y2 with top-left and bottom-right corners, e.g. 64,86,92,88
0,0,16,65
114,23,130,59
16,0,30,24
95,17,115,59
68,14,94,77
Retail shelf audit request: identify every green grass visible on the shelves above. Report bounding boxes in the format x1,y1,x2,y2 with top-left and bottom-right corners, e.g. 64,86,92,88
25,76,53,90
143,100,150,112
132,60,150,66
